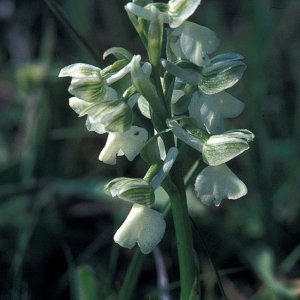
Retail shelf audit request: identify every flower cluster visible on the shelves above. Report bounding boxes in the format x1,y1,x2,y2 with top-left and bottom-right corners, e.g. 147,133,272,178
59,0,254,254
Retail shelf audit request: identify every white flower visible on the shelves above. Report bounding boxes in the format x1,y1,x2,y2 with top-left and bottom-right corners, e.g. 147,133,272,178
59,63,106,102
114,203,166,254
188,91,245,134
68,91,132,133
167,119,254,166
125,0,201,28
169,21,219,66
99,126,148,165
60,62,135,133
194,164,247,206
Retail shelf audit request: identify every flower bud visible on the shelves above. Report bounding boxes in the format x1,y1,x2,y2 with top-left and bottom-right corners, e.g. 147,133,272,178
148,6,163,66
131,55,167,118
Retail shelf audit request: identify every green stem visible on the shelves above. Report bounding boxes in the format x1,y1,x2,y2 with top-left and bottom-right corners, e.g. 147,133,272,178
164,163,196,299
118,249,145,300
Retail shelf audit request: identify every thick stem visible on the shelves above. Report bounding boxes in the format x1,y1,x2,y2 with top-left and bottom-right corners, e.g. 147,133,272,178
164,164,196,299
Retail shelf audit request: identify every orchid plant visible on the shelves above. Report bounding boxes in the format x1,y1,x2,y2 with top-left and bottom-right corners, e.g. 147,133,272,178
59,0,254,298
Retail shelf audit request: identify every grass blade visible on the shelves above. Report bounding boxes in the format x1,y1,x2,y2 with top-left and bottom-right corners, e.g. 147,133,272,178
44,0,99,63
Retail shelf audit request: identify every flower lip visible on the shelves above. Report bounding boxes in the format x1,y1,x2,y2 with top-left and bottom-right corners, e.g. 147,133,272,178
99,126,148,165
194,164,248,206
113,203,166,254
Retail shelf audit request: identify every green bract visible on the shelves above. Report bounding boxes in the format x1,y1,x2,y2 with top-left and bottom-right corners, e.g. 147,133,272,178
166,119,209,151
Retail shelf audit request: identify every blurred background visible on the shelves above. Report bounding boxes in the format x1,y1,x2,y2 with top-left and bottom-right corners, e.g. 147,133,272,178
0,0,300,299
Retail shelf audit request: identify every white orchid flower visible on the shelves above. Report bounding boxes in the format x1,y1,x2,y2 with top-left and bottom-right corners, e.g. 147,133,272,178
59,59,139,133
188,91,245,134
99,126,148,165
68,92,132,133
169,21,219,66
126,0,201,28
194,164,248,206
167,119,254,166
114,203,166,254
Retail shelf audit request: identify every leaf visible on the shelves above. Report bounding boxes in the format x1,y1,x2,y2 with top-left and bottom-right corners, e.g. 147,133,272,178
75,265,99,300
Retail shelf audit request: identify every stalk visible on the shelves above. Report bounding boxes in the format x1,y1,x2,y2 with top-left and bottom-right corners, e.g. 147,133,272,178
163,163,196,299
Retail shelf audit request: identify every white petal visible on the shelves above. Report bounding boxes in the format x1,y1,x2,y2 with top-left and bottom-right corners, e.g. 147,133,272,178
169,27,186,59
85,117,106,134
106,57,135,85
99,126,148,165
114,204,166,254
69,97,91,116
189,91,245,134
194,164,247,206
180,22,219,66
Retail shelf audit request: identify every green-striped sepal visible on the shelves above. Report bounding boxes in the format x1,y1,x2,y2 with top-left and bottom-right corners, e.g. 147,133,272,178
199,53,246,94
202,129,255,166
59,63,106,102
105,177,155,207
